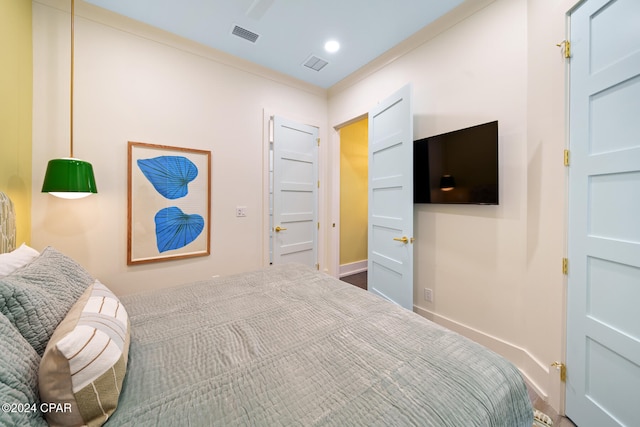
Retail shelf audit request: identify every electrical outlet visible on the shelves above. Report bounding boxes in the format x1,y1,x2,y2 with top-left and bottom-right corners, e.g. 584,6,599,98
236,206,247,217
424,288,433,303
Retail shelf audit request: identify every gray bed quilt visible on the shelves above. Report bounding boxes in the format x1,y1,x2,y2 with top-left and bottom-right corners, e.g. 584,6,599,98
109,264,532,426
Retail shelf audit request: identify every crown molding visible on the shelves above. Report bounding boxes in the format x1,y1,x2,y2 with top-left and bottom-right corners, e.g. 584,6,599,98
328,0,496,98
34,0,328,99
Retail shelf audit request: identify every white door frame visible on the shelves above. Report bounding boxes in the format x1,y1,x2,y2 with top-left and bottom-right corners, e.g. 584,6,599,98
262,109,325,268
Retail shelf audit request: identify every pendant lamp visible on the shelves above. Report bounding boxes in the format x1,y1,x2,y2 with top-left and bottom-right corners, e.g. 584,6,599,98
42,0,97,199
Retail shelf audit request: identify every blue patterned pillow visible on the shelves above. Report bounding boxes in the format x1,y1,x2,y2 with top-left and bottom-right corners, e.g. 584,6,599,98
0,247,94,355
0,313,48,426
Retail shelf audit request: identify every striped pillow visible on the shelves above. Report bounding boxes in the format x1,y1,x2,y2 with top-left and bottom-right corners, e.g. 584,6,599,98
38,280,130,427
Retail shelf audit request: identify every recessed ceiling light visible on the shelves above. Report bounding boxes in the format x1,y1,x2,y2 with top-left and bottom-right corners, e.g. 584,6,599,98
324,40,340,53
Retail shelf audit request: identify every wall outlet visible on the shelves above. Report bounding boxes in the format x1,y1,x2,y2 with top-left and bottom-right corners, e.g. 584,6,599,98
424,288,434,303
236,206,247,217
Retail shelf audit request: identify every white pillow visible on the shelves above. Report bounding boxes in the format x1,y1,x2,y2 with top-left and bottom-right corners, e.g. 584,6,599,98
0,243,40,277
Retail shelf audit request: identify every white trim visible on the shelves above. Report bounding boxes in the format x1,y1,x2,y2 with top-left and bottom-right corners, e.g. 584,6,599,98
262,110,272,268
339,260,367,277
50,0,326,98
327,0,495,98
329,126,342,277
414,305,550,404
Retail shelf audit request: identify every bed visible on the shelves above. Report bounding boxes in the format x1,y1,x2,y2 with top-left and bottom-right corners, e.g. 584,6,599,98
1,243,533,426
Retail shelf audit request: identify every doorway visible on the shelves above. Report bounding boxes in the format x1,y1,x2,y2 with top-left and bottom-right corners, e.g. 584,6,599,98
338,117,369,282
332,85,414,310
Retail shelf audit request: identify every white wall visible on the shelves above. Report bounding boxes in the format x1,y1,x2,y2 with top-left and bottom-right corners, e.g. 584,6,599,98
32,0,579,412
328,0,576,411
31,0,327,295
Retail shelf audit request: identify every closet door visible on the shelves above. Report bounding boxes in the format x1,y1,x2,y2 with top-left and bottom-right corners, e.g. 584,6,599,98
272,116,319,267
565,0,640,425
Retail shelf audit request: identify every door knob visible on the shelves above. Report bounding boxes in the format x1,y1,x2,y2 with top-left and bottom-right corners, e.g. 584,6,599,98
275,226,287,232
393,236,409,244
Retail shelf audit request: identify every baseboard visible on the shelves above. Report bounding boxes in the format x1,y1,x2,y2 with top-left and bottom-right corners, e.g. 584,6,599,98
413,305,550,403
339,260,367,277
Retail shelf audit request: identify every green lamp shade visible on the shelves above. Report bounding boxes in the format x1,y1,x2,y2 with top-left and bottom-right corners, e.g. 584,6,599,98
42,158,98,199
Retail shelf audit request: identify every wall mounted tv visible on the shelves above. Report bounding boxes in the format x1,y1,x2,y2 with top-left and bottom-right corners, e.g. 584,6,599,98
414,120,498,205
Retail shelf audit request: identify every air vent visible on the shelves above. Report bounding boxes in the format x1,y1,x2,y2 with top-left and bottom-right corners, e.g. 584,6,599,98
303,55,329,72
231,25,260,43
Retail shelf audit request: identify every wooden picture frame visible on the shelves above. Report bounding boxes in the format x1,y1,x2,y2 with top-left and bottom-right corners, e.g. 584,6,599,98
127,141,211,265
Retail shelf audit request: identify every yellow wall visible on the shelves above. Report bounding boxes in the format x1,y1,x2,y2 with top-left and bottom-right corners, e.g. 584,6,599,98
0,0,32,245
339,118,368,265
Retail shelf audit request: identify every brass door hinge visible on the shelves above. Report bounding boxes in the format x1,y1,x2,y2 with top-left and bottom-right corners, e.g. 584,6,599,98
315,263,320,270
317,138,320,146
562,258,568,275
551,362,566,382
556,40,571,59
564,149,570,166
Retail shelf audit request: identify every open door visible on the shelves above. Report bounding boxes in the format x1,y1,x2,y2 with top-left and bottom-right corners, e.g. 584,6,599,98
565,0,640,425
367,85,414,310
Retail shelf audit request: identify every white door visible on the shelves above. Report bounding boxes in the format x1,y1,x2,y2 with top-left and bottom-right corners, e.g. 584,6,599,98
272,116,319,267
566,0,640,425
367,85,414,310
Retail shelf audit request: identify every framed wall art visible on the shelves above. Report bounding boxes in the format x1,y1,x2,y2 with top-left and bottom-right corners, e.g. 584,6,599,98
128,141,211,265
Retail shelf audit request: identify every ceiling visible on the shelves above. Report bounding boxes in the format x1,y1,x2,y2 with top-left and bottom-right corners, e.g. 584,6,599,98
82,0,466,89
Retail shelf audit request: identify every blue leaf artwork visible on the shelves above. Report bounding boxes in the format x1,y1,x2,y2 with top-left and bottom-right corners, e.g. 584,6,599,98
154,206,204,252
137,155,198,200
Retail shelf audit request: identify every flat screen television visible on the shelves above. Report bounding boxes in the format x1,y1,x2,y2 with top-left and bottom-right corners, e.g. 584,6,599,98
414,121,498,205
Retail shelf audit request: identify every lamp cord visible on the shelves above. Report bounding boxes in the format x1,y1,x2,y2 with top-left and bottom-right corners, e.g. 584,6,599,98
70,0,75,158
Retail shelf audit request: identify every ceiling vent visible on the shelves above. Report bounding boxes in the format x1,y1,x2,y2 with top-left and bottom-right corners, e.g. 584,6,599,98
231,25,260,43
303,55,329,72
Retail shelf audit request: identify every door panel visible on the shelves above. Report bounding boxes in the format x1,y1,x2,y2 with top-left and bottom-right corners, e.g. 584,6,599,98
272,116,319,267
368,85,413,310
566,0,640,425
